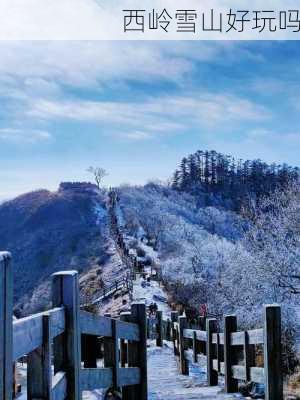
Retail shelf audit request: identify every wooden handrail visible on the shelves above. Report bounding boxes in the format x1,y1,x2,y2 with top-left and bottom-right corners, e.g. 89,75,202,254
0,254,148,400
155,305,283,400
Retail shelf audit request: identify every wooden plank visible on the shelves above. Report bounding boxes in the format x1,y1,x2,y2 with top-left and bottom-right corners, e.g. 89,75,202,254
196,330,207,342
50,307,66,338
213,332,224,346
184,328,207,342
212,333,218,344
80,311,112,337
13,313,43,360
27,314,52,400
52,372,67,400
212,359,218,371
0,252,13,400
117,320,140,341
206,319,218,386
224,315,238,393
264,305,283,400
250,367,264,384
220,361,225,375
231,365,264,383
184,350,193,363
183,328,194,339
118,367,140,386
52,271,81,400
231,365,246,380
230,328,264,346
219,333,224,345
80,368,113,390
13,307,65,361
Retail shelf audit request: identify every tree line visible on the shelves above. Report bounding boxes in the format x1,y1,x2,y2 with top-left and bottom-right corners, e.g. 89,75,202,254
172,150,299,209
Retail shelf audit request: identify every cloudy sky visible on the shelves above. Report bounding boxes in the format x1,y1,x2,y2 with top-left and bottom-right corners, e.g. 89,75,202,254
0,41,299,200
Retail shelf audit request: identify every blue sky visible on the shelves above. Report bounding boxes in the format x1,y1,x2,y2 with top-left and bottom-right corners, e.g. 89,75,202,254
0,41,299,200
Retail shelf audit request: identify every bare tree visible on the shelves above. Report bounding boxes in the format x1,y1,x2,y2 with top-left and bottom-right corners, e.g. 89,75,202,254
87,166,108,189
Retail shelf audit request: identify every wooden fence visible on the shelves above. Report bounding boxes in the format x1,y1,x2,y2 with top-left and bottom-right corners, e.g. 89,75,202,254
154,309,283,400
87,275,134,306
0,252,147,400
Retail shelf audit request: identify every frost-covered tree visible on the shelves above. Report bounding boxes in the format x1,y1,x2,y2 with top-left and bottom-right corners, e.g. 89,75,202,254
87,166,108,189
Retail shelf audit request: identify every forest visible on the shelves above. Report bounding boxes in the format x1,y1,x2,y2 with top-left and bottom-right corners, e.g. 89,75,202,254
117,151,300,372
172,150,299,210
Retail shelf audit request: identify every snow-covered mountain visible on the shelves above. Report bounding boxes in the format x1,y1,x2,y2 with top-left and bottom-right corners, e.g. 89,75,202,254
0,183,111,315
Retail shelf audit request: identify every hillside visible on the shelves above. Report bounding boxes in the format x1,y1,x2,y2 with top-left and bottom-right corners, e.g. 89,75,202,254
0,183,110,315
1,151,299,352
116,180,300,360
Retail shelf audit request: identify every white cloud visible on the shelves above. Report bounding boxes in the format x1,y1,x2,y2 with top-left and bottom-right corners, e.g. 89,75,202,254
0,128,51,143
124,131,153,141
26,93,270,139
0,41,271,143
0,41,267,94
0,42,195,90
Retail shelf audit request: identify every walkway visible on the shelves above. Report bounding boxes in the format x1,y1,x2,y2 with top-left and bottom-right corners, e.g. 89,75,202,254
132,279,243,399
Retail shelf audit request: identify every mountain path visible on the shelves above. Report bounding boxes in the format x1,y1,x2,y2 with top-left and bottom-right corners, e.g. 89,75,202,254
132,277,243,399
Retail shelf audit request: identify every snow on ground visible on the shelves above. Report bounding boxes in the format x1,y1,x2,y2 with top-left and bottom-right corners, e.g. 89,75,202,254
133,276,243,399
138,241,160,264
133,278,170,318
147,343,242,400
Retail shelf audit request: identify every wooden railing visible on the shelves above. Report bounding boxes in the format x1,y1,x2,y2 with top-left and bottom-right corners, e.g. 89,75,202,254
0,252,147,400
87,275,134,306
154,307,283,400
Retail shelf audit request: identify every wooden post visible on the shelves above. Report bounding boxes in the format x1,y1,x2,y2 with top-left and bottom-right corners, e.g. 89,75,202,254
198,316,205,330
112,319,120,389
243,331,255,382
171,311,178,355
156,311,163,347
0,252,13,400
192,331,197,363
165,319,171,341
206,318,218,386
216,333,221,373
178,316,188,375
264,305,282,400
120,312,131,368
27,314,52,400
52,271,81,400
122,318,137,400
103,313,115,378
126,302,147,400
171,311,178,324
224,315,238,393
